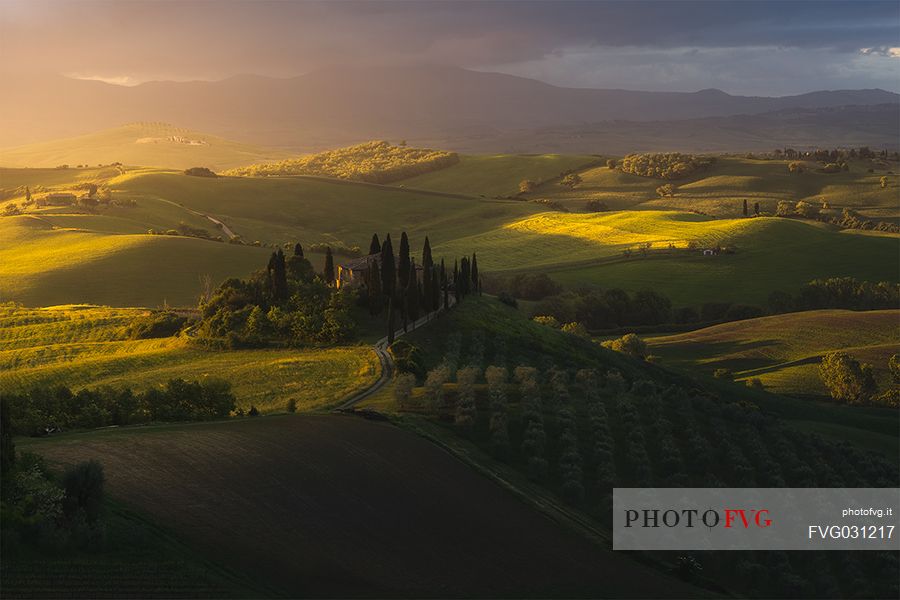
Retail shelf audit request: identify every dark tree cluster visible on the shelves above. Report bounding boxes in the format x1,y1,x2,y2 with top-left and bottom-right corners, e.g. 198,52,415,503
196,243,354,347
774,147,899,162
183,167,218,177
768,278,899,313
618,153,714,180
483,272,562,301
3,378,236,437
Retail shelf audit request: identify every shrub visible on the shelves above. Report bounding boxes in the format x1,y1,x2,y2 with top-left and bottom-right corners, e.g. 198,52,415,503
746,378,764,390
497,291,518,308
183,167,217,177
818,352,877,405
602,333,648,359
561,322,589,338
518,179,537,194
62,460,105,525
560,173,582,187
532,315,561,328
286,398,297,413
585,199,609,212
248,405,260,416
713,368,732,379
126,311,188,339
393,373,417,410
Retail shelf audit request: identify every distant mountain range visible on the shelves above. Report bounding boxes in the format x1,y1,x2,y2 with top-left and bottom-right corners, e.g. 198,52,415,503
3,65,897,153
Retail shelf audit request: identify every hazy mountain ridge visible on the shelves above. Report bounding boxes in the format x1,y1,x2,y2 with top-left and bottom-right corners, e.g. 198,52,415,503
2,65,897,151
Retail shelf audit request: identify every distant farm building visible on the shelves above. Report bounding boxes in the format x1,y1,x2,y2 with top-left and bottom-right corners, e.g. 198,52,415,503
337,254,381,289
38,192,77,207
337,252,425,289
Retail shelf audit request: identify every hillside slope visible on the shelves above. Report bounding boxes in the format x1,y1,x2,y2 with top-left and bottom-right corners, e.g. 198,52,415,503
0,123,287,170
2,68,896,150
0,215,270,307
648,309,899,395
0,304,378,412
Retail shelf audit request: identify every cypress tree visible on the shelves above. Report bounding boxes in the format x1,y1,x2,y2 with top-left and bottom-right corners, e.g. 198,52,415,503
441,259,449,310
387,295,395,344
421,237,434,312
294,242,303,257
453,260,460,303
25,186,32,204
754,201,760,215
406,261,419,323
431,267,440,311
368,261,383,314
323,247,335,286
380,234,395,296
471,253,479,295
422,236,433,272
422,266,432,315
275,249,288,299
742,199,748,217
398,232,410,289
460,257,470,296
266,251,277,300
368,233,381,255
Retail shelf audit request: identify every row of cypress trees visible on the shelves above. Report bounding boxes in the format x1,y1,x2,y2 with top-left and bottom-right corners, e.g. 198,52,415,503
361,232,480,340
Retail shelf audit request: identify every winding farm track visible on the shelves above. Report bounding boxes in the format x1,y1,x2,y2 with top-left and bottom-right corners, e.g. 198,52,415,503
335,299,454,411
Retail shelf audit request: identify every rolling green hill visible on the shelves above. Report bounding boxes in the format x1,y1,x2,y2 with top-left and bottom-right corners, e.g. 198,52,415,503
398,154,599,197
438,211,897,306
108,169,540,246
0,123,288,171
0,215,271,307
647,309,899,396
528,157,900,219
0,304,378,412
1,155,895,310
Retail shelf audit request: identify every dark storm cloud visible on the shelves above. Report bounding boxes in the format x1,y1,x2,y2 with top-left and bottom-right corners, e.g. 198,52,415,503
1,0,897,93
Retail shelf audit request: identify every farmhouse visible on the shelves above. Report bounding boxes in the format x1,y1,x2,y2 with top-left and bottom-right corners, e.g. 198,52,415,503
337,252,425,289
337,253,381,289
38,192,76,207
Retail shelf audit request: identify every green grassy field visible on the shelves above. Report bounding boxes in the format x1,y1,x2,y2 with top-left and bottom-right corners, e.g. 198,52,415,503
0,216,271,307
0,304,379,413
109,169,540,246
647,309,899,396
0,123,288,171
1,154,896,310
398,154,599,197
525,157,900,219
439,211,897,306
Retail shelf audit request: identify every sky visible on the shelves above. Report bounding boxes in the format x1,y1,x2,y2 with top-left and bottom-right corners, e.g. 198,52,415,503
1,0,898,95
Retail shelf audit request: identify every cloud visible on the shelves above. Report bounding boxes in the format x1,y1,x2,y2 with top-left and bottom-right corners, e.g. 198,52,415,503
859,47,900,58
1,0,898,93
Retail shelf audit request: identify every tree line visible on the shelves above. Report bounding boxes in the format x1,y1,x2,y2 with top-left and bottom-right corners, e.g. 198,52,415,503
488,274,897,333
359,232,480,341
776,201,899,233
3,379,236,437
224,140,459,183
